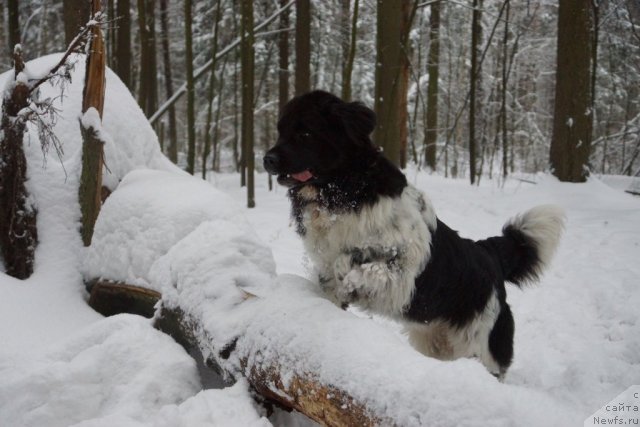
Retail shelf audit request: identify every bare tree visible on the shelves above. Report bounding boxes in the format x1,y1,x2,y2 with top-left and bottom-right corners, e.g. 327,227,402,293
202,0,223,179
241,0,256,207
424,0,441,171
468,0,482,184
184,0,196,174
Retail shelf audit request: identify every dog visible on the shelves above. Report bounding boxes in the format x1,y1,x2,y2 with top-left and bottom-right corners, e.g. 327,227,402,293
263,90,565,378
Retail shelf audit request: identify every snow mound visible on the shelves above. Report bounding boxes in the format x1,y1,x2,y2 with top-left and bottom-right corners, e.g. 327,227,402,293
84,169,260,289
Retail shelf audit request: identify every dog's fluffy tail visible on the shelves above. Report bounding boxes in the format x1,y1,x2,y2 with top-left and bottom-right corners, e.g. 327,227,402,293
480,205,566,286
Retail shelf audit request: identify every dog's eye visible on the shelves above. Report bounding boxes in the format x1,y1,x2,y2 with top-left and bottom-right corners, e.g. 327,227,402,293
299,132,311,138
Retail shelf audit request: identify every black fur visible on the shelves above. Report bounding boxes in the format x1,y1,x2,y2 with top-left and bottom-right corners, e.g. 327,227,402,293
265,90,553,375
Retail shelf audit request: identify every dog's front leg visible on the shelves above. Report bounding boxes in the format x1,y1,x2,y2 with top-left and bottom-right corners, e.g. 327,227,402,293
333,246,402,306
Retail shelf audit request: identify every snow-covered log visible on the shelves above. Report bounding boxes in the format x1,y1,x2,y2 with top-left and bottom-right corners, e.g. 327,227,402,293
88,280,160,318
154,304,380,427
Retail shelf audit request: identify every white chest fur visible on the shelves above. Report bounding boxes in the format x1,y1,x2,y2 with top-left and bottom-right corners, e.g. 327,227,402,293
298,185,437,316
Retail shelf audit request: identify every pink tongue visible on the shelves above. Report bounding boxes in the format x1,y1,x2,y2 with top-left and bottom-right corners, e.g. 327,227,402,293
291,170,313,182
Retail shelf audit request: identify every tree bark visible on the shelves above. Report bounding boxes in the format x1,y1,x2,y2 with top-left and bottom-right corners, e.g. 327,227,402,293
0,48,37,279
241,0,256,208
79,0,106,247
424,0,441,171
294,0,311,95
184,0,196,175
115,0,132,89
549,0,594,182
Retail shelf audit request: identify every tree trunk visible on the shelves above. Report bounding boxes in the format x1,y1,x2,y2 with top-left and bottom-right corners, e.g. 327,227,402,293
341,0,359,102
501,0,510,179
212,58,228,173
0,48,37,279
159,0,177,163
107,0,116,67
424,0,441,171
115,0,132,89
63,0,91,46
79,0,107,247
7,0,20,56
137,0,157,118
184,0,196,175
278,0,290,111
295,0,311,95
202,0,223,180
373,0,412,167
241,0,256,208
549,0,594,182
468,0,481,184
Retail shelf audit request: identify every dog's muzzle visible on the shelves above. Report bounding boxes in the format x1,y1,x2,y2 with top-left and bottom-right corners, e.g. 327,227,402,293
263,151,280,175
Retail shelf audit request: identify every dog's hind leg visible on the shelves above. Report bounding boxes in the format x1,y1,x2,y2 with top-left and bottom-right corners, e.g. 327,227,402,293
488,302,515,380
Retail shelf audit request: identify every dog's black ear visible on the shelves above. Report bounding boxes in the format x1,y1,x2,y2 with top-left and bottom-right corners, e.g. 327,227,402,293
331,101,376,142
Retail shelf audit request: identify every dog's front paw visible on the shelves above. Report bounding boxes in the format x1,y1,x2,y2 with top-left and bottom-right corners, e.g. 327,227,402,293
338,268,365,301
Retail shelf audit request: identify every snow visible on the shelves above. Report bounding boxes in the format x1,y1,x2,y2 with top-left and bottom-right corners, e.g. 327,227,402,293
0,315,201,427
84,169,246,289
1,53,640,426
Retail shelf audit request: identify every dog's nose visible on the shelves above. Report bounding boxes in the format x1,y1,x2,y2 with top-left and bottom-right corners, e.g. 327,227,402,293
263,152,280,173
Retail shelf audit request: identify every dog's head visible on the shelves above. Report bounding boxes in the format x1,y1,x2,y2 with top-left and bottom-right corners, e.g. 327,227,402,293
263,90,377,187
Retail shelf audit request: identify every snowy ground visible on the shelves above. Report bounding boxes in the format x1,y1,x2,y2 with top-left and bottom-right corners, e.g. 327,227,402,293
1,54,640,426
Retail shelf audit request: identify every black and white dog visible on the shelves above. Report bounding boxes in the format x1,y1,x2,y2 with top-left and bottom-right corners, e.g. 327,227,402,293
264,90,564,378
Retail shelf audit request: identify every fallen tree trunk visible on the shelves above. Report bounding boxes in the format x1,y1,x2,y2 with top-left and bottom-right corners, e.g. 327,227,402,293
154,304,381,427
88,280,384,426
88,280,160,318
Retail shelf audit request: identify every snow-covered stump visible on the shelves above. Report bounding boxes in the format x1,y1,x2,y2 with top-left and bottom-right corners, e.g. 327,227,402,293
0,47,38,279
